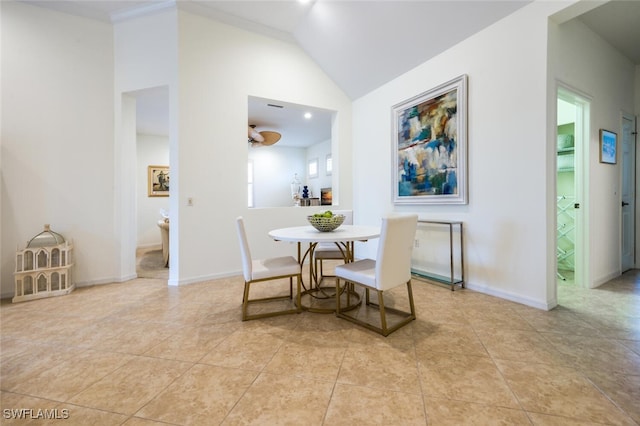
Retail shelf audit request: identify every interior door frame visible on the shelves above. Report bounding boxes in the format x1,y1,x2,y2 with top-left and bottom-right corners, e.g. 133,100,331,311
620,113,637,271
557,84,591,289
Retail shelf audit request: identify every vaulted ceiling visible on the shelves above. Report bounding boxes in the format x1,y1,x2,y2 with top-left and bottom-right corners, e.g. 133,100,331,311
16,0,640,142
19,0,640,99
18,0,536,100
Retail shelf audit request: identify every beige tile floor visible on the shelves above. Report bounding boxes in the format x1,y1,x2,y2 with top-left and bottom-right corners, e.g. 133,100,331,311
1,260,639,425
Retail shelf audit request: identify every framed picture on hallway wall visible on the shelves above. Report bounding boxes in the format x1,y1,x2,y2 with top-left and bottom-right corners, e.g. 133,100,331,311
321,187,332,205
148,165,170,197
392,74,468,205
599,129,617,164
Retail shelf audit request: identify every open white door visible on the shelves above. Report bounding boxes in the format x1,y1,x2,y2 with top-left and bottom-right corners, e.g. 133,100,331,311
621,114,636,272
557,86,590,288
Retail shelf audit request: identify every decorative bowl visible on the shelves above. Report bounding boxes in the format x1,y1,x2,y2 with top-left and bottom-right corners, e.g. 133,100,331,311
307,214,345,232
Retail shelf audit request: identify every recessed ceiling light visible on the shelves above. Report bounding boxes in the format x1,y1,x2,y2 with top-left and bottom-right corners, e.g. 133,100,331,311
304,112,312,119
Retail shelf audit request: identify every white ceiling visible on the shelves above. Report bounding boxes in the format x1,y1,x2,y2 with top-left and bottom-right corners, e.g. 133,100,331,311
577,0,640,65
132,85,169,136
17,0,640,144
20,0,536,100
248,96,333,148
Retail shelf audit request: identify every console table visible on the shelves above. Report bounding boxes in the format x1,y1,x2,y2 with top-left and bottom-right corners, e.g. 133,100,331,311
411,220,464,291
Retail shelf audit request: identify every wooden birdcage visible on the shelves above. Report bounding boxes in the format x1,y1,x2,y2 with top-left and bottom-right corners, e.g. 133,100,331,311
13,225,74,303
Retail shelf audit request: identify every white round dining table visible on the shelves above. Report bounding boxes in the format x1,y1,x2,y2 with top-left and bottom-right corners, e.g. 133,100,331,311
268,225,380,244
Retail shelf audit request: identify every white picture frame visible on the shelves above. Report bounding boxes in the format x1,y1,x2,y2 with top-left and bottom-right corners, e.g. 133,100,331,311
392,75,468,205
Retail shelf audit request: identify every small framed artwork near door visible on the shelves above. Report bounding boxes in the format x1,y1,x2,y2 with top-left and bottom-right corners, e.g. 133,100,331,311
599,129,617,164
148,165,169,197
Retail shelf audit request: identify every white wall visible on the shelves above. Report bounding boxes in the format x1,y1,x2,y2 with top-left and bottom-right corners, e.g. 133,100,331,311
0,3,351,297
351,0,637,309
352,1,569,309
6,0,633,303
306,138,332,200
249,146,306,208
136,133,170,247
114,8,178,282
551,17,636,285
171,11,353,285
248,139,332,208
1,1,115,297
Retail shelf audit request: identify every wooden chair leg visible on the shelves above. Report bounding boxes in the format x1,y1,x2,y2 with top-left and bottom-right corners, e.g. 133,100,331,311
335,279,416,336
242,281,251,320
346,280,351,306
296,274,302,312
335,277,342,314
407,280,416,318
378,290,388,335
289,277,293,299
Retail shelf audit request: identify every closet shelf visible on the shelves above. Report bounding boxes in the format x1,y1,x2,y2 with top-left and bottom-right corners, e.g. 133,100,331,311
557,147,575,155
557,195,575,279
557,148,575,172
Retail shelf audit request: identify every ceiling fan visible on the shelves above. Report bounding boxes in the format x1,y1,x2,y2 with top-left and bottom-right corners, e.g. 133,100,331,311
248,125,281,147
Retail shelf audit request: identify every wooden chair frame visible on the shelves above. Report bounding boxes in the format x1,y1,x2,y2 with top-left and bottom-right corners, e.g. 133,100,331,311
336,278,415,336
236,216,302,321
334,214,418,336
242,273,301,321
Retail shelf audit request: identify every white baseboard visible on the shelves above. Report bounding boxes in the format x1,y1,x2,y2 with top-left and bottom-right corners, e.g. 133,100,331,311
76,274,138,288
464,282,555,311
592,270,621,288
168,270,241,286
0,274,138,301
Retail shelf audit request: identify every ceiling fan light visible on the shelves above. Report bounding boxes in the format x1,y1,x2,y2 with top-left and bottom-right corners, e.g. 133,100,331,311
259,131,282,146
248,125,264,142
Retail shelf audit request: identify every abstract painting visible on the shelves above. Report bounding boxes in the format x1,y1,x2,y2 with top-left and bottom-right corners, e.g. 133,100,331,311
392,75,468,204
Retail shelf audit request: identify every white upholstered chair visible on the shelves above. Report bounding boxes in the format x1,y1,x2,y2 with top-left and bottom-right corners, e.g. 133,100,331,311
236,217,302,321
157,220,169,267
313,210,353,283
335,214,418,336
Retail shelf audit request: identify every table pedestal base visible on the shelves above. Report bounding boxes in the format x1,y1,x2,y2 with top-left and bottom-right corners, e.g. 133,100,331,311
301,283,361,314
268,226,381,314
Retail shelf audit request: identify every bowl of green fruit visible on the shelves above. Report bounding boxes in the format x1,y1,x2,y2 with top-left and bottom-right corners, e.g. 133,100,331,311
307,211,345,232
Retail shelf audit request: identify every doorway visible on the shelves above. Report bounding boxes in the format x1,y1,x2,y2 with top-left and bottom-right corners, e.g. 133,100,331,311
119,86,170,281
556,86,590,288
621,114,636,272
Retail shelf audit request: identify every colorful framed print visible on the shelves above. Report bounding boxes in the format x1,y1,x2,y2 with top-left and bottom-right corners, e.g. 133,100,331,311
392,74,468,205
599,129,617,164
